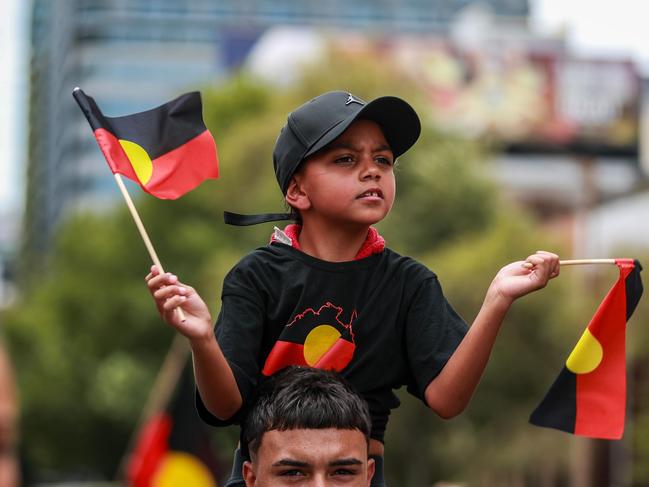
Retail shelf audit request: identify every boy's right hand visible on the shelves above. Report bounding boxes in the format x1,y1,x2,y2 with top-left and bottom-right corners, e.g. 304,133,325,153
145,265,213,341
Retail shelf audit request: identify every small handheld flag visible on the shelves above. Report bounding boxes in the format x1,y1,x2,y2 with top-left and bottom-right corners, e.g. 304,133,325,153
530,259,643,439
73,88,218,199
72,88,218,322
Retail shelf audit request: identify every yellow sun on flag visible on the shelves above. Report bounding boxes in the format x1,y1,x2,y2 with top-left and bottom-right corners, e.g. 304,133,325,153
566,329,604,374
119,139,153,184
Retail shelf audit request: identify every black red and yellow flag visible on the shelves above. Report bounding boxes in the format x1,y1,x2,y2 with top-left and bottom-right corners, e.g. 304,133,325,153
262,302,357,376
73,88,218,199
126,366,220,487
530,259,643,439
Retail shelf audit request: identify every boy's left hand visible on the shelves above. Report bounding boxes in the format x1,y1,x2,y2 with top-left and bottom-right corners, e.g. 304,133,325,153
490,251,560,302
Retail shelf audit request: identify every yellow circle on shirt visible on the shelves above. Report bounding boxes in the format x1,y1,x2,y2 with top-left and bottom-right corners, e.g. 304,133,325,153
303,325,341,366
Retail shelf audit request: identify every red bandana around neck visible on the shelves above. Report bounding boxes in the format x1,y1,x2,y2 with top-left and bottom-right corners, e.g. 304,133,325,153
270,224,385,260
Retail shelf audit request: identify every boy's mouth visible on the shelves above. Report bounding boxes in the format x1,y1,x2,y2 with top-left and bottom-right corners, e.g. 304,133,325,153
356,188,383,200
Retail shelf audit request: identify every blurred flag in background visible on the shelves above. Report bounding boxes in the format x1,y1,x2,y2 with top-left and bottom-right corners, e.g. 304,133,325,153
126,363,220,487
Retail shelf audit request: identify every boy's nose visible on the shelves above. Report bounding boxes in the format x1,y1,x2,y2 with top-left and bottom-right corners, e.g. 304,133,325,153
359,157,380,180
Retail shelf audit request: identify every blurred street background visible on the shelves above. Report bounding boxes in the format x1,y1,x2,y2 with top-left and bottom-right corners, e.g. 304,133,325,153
1,0,649,485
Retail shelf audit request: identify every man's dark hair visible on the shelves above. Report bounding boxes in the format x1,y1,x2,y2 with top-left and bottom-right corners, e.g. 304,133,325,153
243,366,371,457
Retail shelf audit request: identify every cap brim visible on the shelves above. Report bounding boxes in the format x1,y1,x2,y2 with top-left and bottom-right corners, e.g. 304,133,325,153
303,96,421,160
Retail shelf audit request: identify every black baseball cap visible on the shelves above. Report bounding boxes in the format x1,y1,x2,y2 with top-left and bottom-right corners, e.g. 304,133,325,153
224,91,421,226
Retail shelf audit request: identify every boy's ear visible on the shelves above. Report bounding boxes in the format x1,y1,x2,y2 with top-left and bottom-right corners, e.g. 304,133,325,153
285,176,311,211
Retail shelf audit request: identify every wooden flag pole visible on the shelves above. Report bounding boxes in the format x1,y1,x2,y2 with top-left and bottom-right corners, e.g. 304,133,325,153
560,259,617,266
114,174,186,321
524,259,617,270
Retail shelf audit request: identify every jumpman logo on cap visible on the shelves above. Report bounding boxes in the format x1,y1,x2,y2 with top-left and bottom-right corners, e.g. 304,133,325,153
345,94,364,106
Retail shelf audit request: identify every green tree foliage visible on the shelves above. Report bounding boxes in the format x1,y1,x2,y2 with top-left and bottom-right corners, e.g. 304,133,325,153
3,45,647,484
2,212,173,475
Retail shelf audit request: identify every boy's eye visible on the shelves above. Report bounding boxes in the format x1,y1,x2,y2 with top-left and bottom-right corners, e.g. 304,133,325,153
375,155,393,166
334,155,355,164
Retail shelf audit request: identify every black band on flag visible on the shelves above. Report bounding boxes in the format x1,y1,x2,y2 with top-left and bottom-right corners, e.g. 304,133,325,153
73,88,208,160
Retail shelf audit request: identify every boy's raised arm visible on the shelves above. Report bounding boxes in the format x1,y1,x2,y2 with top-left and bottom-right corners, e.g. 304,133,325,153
424,251,559,419
145,266,242,420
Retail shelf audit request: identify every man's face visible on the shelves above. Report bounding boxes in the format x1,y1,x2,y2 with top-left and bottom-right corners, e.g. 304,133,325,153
243,428,375,486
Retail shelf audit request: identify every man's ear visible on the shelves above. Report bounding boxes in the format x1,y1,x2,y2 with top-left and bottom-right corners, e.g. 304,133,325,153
285,176,311,211
366,457,375,486
242,460,256,486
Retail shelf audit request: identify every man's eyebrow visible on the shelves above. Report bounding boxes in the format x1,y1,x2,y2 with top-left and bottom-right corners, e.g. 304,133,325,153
329,458,363,467
272,459,310,467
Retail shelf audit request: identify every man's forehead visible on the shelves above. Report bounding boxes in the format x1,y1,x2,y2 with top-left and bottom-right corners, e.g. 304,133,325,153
258,428,368,461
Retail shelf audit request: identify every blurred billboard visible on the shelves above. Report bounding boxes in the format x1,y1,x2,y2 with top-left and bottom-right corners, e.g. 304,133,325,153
345,39,642,157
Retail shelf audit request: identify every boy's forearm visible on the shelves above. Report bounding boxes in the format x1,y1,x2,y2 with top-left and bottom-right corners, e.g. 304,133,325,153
190,332,243,420
424,288,512,418
425,252,558,418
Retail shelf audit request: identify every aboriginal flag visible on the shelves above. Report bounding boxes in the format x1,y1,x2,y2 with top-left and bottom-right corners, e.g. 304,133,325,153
262,302,357,376
73,88,218,199
126,366,220,487
530,259,643,439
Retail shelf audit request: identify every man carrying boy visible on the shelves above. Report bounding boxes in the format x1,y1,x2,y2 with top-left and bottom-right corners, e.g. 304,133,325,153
146,91,560,486
241,366,376,486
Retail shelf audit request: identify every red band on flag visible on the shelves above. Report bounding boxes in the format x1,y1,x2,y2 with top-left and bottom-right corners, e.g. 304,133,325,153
94,128,140,181
574,262,633,438
126,413,171,487
145,130,218,199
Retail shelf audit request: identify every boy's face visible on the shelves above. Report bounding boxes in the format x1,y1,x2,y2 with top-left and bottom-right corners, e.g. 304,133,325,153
243,427,375,486
288,119,395,229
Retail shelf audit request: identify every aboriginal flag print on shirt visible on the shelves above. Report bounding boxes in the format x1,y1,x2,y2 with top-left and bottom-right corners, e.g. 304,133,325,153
262,302,357,376
530,259,643,439
73,88,218,199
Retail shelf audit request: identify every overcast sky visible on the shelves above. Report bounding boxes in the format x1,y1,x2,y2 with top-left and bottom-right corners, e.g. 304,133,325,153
531,0,649,73
0,0,28,214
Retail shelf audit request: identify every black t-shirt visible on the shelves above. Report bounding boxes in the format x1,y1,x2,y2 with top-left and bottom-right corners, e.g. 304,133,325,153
197,242,468,442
